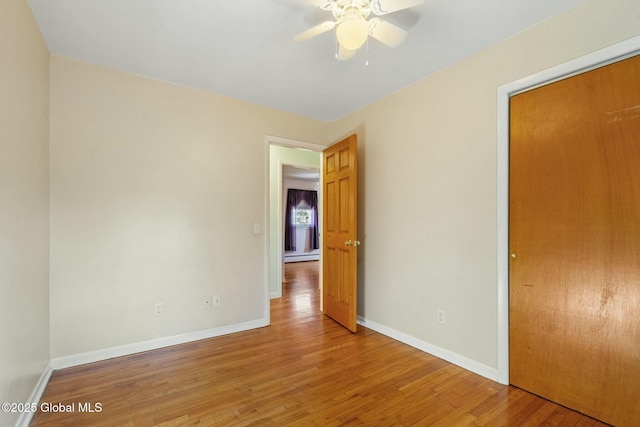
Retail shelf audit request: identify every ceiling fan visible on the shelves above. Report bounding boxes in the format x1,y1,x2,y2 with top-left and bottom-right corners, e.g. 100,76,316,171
294,0,424,61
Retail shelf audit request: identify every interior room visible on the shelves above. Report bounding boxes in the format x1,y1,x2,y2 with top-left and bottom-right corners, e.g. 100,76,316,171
283,166,320,263
2,0,639,425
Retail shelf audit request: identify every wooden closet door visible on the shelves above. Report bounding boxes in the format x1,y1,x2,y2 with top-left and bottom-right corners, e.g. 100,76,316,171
509,54,640,426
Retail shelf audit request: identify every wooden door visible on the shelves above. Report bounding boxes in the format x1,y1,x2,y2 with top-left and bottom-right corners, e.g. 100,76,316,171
323,134,358,332
509,54,640,426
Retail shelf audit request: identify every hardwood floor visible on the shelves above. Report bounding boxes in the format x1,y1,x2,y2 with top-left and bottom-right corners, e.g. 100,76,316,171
31,261,609,426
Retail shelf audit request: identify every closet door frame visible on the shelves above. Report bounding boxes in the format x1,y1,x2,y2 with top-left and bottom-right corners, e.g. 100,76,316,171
496,34,640,384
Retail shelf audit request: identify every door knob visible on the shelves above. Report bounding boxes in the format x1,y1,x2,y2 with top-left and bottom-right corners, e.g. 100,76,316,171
344,240,352,246
353,240,361,246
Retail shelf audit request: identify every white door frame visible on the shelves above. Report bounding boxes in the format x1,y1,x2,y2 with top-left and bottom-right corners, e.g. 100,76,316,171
496,35,640,384
264,135,325,323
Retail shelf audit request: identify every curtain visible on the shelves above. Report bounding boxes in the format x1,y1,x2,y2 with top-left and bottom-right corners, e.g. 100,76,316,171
285,189,319,251
307,191,319,250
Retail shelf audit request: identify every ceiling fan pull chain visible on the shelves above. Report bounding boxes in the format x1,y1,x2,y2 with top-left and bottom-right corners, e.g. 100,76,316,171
365,38,369,67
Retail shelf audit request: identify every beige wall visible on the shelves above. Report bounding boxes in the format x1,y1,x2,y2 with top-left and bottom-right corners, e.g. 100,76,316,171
0,0,50,425
49,56,329,358
331,0,640,370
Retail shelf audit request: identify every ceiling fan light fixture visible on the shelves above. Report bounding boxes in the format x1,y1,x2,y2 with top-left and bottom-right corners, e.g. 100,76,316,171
295,0,425,61
336,18,369,50
335,8,369,51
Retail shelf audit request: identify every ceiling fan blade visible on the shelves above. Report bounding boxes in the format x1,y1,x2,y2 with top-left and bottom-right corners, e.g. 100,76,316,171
372,0,424,15
306,0,332,7
368,18,407,48
336,45,356,61
294,21,336,42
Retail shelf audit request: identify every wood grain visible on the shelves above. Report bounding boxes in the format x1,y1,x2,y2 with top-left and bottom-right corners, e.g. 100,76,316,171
31,261,608,426
323,134,358,332
509,53,640,427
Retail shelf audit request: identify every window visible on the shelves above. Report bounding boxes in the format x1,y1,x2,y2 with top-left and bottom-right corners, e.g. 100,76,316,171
295,208,312,226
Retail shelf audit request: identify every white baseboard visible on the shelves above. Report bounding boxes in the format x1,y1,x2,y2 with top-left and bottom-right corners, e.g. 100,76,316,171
284,254,319,263
15,361,53,427
357,316,498,382
51,318,269,370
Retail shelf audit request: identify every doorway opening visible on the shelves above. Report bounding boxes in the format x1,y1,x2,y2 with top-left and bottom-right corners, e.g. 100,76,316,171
283,166,320,264
266,136,324,326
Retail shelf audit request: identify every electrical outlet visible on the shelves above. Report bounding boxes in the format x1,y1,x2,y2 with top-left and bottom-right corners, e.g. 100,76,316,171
213,295,221,307
204,296,212,309
437,309,445,324
155,303,163,316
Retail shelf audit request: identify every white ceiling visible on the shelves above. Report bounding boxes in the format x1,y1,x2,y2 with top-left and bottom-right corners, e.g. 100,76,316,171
29,0,586,121
284,165,320,181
